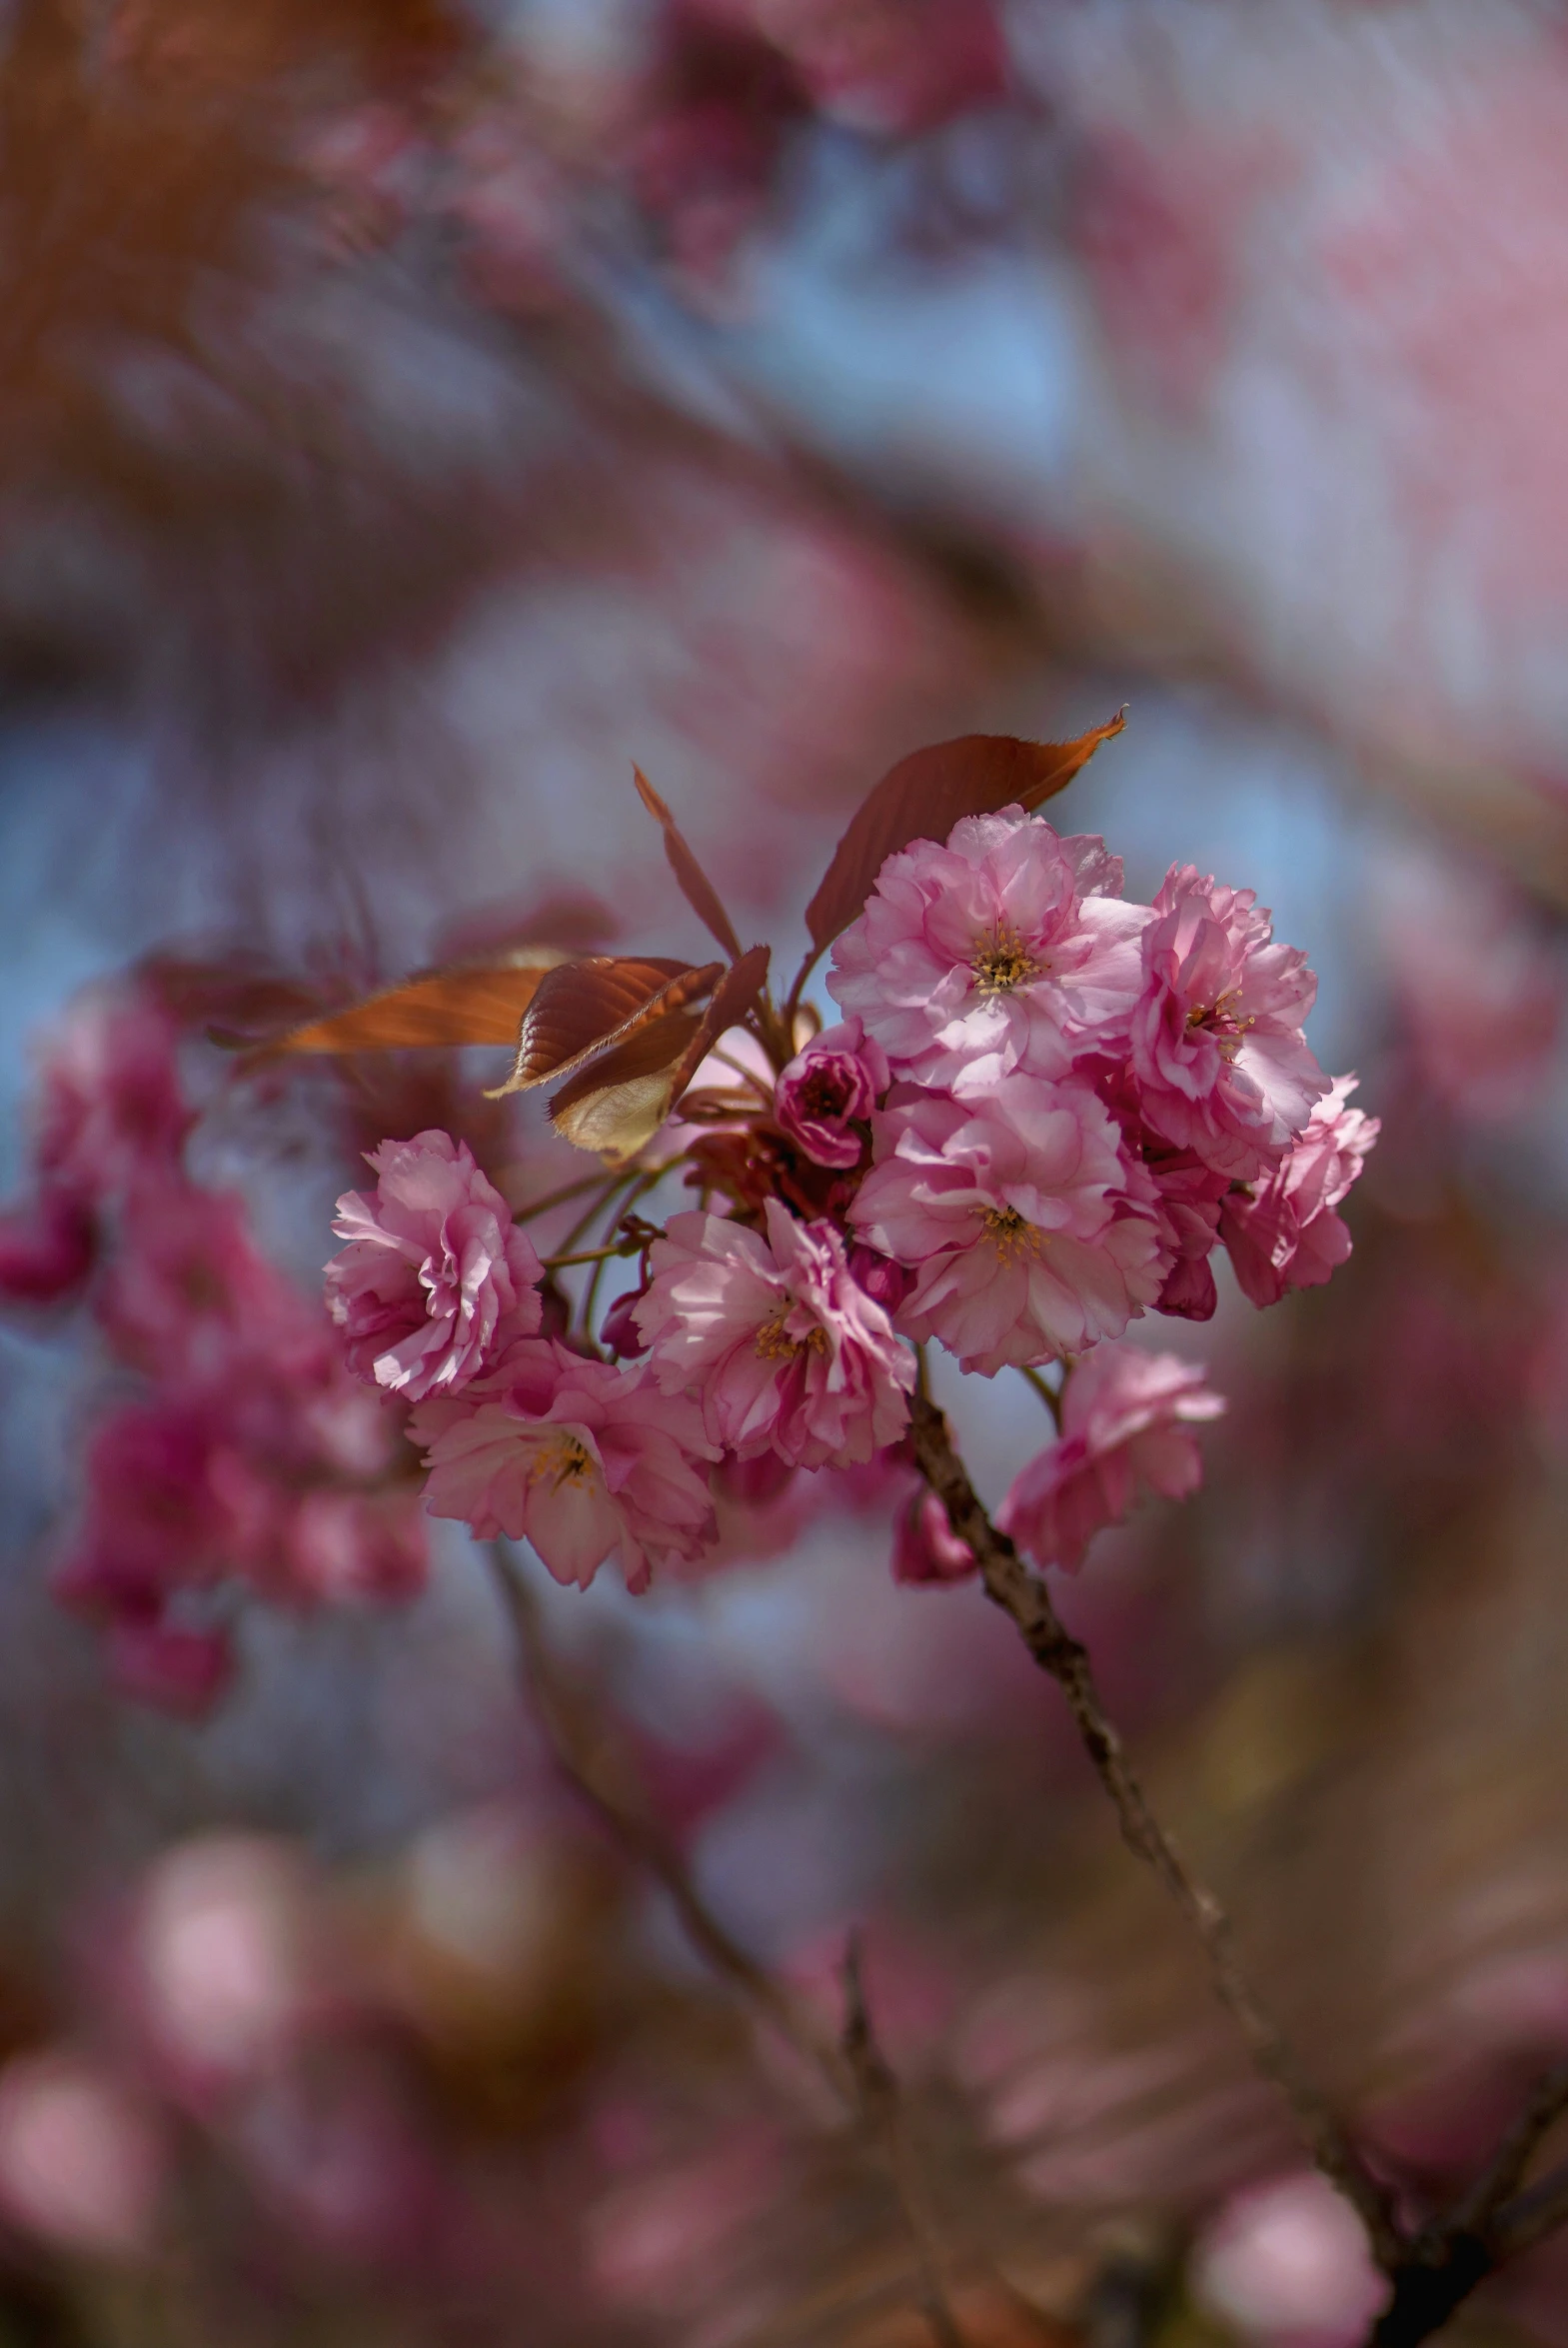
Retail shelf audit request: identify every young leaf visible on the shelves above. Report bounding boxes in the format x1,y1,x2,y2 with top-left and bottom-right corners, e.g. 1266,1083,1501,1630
485,956,723,1100
547,946,771,1165
550,1008,707,1164
663,944,771,1110
801,715,1128,953
633,767,744,962
247,947,573,1059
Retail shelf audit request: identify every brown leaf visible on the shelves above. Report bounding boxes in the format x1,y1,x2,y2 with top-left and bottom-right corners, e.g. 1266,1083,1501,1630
633,767,744,962
248,948,573,1059
547,946,771,1165
485,957,723,1100
663,944,772,1111
801,715,1128,952
549,1009,707,1163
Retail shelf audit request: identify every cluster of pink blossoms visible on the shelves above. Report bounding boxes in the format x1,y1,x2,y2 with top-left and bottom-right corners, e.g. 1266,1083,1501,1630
324,795,1377,1596
0,986,428,1709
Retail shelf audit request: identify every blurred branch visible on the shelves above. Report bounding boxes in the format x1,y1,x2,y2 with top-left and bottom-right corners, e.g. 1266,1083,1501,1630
840,1934,966,2348
906,1390,1404,2271
1363,2065,1568,2346
485,1540,969,2348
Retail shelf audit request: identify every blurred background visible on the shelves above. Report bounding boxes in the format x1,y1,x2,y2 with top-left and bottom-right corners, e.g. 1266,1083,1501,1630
2,0,1568,2341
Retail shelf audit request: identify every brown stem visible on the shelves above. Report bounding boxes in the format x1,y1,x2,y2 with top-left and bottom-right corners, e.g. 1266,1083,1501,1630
486,1541,968,2344
841,1934,967,2348
906,1389,1404,2271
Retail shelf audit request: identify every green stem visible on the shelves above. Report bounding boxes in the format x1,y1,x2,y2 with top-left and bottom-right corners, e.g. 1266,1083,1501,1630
1018,1362,1064,1432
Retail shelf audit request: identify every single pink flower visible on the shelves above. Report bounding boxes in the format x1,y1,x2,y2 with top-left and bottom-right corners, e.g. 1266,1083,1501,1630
327,1131,542,1402
1128,865,1330,1178
34,988,192,1202
827,807,1150,1094
283,1489,430,1604
774,1018,888,1169
634,1198,914,1468
997,1344,1226,1571
1219,1076,1379,1307
849,1077,1164,1374
892,1488,977,1585
411,1339,718,1591
99,1185,321,1385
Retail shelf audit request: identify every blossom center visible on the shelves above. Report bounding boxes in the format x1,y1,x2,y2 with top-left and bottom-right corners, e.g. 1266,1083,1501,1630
755,1306,828,1361
970,922,1040,996
982,1205,1043,1260
797,1067,852,1120
529,1432,597,1492
1185,988,1251,1060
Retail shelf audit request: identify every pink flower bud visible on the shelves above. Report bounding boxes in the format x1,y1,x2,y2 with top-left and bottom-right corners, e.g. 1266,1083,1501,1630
0,1190,95,1305
600,1284,650,1359
775,1019,887,1169
891,1488,977,1585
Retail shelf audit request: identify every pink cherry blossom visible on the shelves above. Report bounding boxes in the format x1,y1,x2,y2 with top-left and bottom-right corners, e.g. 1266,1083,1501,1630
634,1198,914,1468
997,1344,1226,1571
892,1488,977,1585
327,1131,543,1402
411,1340,718,1591
100,1185,322,1386
33,988,192,1201
849,1078,1164,1374
1128,865,1330,1179
774,1017,888,1168
827,808,1150,1095
1219,1076,1379,1307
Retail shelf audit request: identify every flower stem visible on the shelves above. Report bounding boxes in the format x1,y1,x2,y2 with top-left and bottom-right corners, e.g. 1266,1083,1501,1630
1017,1362,1063,1431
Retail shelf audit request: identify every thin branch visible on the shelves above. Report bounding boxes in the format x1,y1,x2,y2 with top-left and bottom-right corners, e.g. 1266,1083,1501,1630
542,1242,639,1270
485,1541,968,2347
906,1389,1403,2271
840,1934,966,2348
483,1540,823,2068
1362,2065,1568,2346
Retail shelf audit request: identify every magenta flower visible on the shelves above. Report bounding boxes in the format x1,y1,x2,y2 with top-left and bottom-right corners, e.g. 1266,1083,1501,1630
635,1198,914,1468
1128,865,1330,1179
892,1488,977,1585
849,1077,1164,1374
1219,1076,1379,1307
34,988,192,1202
827,808,1150,1094
997,1344,1226,1571
774,1018,888,1169
412,1340,718,1590
326,1131,543,1402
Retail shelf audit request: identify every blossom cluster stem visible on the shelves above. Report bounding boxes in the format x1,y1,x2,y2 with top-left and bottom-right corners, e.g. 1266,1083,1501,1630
483,1539,968,2347
906,1388,1404,2272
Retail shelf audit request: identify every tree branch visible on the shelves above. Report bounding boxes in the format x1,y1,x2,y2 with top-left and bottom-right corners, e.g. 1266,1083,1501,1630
484,1539,967,2347
906,1389,1404,2271
841,1934,967,2348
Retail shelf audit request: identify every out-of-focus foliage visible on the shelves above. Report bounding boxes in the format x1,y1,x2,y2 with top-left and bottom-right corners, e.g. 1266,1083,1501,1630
3,2,1568,2344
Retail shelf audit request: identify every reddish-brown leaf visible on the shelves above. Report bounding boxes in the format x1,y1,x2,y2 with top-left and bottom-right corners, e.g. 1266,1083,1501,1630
486,956,723,1100
633,767,744,962
664,944,772,1110
801,715,1128,952
549,1009,707,1164
547,946,771,1165
249,948,573,1059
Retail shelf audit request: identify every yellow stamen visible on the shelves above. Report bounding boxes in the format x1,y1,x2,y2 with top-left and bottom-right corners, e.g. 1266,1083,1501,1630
983,1205,1043,1260
755,1308,828,1361
529,1432,596,1493
970,921,1039,996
